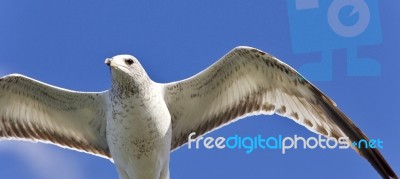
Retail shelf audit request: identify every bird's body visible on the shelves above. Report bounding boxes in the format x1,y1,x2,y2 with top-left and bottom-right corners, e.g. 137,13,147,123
106,87,171,179
106,55,172,179
0,47,397,179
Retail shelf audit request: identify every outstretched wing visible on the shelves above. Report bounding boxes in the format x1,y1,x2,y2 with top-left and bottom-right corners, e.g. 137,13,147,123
163,46,397,178
0,74,110,159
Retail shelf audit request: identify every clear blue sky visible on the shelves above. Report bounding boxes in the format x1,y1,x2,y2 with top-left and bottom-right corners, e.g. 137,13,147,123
0,1,399,178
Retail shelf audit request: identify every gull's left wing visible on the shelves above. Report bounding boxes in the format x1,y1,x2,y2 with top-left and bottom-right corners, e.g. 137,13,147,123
0,74,111,158
162,46,397,178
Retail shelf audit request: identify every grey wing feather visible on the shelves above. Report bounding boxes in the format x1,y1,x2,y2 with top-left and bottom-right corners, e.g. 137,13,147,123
162,46,397,178
0,74,110,158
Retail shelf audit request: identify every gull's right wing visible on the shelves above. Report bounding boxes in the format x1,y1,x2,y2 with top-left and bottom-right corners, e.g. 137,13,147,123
163,46,397,178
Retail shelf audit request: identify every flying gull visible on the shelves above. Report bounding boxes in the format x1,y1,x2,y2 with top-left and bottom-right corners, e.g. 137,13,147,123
0,46,397,179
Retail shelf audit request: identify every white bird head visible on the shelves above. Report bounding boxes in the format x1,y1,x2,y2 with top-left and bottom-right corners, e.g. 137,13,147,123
105,55,142,74
105,54,151,92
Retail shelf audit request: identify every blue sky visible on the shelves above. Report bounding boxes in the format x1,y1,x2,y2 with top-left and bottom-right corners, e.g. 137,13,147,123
0,1,399,178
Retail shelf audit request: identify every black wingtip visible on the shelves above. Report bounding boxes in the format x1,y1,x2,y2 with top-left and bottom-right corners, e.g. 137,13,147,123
370,148,398,179
318,95,398,179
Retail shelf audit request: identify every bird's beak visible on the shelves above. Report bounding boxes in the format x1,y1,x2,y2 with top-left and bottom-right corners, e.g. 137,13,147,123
105,58,112,66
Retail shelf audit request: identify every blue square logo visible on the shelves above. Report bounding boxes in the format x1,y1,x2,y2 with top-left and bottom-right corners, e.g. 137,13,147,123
287,0,382,80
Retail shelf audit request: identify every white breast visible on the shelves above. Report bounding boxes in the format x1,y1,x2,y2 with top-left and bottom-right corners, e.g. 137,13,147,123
106,84,172,179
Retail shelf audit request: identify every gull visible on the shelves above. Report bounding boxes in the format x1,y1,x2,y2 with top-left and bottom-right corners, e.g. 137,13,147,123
0,46,397,179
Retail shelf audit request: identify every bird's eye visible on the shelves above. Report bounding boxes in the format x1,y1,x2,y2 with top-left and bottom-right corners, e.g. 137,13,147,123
125,59,134,65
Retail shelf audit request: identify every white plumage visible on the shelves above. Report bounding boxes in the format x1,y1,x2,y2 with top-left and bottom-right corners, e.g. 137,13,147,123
0,46,397,179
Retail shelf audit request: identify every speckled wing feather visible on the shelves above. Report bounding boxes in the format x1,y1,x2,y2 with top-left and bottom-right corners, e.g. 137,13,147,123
163,46,397,179
0,74,110,159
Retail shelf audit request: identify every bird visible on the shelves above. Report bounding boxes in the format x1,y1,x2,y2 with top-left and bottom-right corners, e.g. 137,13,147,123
0,46,397,179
